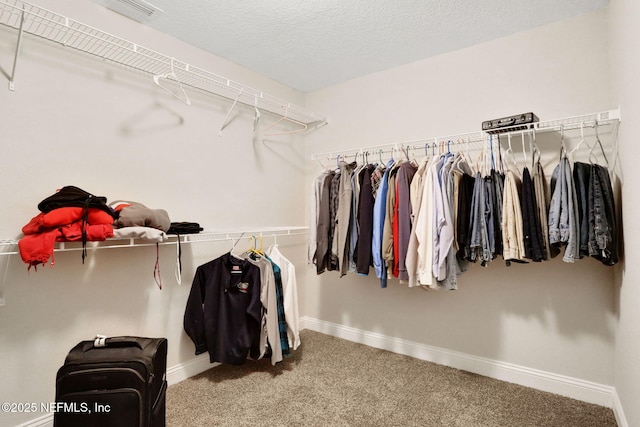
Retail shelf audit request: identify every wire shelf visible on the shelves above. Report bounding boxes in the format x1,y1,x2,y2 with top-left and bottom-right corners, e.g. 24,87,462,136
0,226,309,257
0,0,326,125
311,109,621,163
0,226,308,306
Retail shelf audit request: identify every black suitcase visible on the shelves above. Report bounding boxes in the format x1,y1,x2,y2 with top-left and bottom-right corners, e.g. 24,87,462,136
54,336,168,427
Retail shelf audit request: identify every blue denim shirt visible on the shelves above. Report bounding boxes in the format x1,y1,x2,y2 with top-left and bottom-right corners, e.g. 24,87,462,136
548,156,579,263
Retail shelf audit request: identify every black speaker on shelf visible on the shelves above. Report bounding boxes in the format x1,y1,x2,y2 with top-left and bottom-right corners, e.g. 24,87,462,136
482,112,539,134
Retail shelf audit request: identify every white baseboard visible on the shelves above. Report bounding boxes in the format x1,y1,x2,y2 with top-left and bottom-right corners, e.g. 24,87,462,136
300,316,616,409
13,413,52,427
612,389,629,427
166,353,218,385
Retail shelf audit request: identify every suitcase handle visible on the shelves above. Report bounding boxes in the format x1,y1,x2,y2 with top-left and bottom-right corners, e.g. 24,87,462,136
94,335,143,350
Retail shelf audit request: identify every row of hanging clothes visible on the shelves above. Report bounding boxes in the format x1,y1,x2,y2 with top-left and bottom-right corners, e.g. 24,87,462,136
309,122,618,290
184,235,300,365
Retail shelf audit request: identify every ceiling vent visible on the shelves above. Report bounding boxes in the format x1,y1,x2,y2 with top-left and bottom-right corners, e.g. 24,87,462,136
101,0,163,22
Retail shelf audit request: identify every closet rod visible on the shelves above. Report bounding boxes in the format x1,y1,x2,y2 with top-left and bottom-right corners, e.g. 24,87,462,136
311,108,621,162
0,227,309,257
0,0,326,126
312,130,484,163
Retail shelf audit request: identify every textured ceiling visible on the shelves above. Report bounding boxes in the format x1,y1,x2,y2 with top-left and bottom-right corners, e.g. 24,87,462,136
90,0,608,93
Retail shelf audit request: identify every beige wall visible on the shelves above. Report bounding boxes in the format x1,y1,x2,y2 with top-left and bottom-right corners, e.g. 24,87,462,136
304,8,616,387
609,0,640,426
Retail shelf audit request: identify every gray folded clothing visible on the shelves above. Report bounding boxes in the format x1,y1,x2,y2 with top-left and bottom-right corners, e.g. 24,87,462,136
111,201,171,231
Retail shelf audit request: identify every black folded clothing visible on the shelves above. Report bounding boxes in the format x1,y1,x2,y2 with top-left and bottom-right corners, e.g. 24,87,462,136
168,222,203,235
38,185,115,218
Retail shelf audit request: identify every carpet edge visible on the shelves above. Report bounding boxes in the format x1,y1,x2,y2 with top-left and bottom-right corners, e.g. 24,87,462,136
299,316,616,409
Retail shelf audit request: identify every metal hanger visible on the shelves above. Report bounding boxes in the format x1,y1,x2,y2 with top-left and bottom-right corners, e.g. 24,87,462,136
568,121,586,160
257,233,264,255
316,155,329,170
489,135,495,171
455,138,475,175
504,132,521,177
263,107,308,137
229,232,247,260
529,128,540,169
152,57,191,106
520,131,528,169
252,95,261,132
401,145,410,161
218,87,245,137
354,150,362,164
474,137,484,175
559,124,568,159
588,120,609,167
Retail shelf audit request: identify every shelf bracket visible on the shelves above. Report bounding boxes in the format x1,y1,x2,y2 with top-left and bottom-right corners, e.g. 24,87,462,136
7,6,25,91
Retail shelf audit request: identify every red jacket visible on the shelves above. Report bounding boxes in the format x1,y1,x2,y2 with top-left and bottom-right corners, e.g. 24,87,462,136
19,207,114,268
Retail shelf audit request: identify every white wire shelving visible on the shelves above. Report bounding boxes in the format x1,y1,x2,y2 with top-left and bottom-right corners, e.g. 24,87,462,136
311,109,622,164
0,226,309,257
0,226,309,306
0,0,327,126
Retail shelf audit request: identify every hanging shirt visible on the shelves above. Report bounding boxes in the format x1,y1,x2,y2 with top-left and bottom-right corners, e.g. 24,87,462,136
382,163,401,278
501,170,526,263
242,252,282,365
349,164,365,272
406,156,432,288
267,244,301,350
335,161,358,277
392,178,401,278
356,164,376,275
327,171,341,271
437,154,461,289
588,164,618,265
396,161,418,282
434,154,456,281
372,159,394,288
520,167,545,262
573,161,591,258
371,164,386,197
265,255,290,357
455,171,475,264
534,160,556,260
416,158,437,287
468,172,492,264
308,171,326,265
490,169,505,260
482,174,496,260
183,253,262,365
314,170,334,274
548,156,579,263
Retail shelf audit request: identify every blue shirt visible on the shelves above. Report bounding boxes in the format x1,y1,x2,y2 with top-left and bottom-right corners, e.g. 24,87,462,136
372,159,394,288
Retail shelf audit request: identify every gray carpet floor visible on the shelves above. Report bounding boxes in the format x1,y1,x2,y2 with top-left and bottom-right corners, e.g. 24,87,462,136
166,330,617,427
